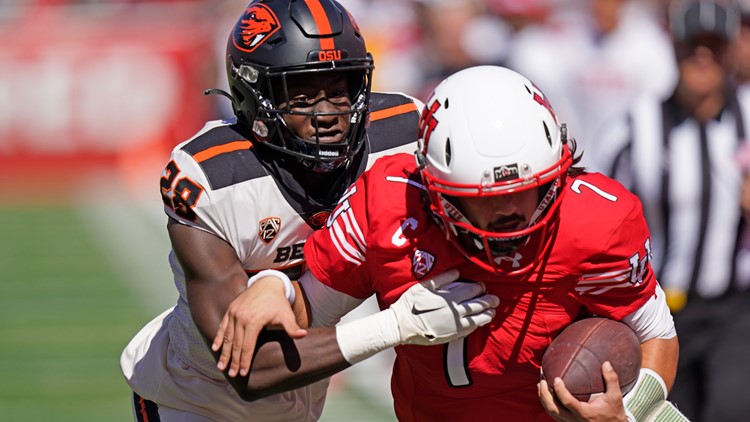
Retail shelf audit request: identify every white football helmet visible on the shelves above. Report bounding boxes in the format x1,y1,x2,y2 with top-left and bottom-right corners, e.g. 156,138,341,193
416,66,572,274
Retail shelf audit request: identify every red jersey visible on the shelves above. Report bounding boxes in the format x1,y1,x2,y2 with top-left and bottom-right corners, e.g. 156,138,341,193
305,153,656,421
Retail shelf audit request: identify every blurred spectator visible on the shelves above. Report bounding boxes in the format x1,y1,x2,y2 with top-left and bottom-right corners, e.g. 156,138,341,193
508,0,677,166
336,0,422,96
486,0,554,32
410,0,510,98
730,3,750,86
592,1,750,421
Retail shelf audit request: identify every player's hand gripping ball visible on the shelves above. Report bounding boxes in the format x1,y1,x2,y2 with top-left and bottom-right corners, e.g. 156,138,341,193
541,317,641,402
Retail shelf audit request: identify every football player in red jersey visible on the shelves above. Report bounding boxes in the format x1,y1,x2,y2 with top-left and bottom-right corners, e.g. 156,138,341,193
119,1,499,420
216,66,683,421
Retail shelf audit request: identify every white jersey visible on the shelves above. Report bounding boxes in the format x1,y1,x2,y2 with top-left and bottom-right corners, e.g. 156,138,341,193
121,92,422,421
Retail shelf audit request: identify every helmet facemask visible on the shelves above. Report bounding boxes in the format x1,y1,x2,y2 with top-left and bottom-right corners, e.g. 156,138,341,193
221,0,374,173
229,58,373,173
422,148,572,274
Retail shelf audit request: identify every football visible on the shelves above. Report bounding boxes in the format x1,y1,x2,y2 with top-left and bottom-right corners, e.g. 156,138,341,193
541,317,641,402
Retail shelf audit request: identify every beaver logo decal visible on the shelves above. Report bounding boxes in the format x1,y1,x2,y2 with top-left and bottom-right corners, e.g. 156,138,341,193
233,4,281,53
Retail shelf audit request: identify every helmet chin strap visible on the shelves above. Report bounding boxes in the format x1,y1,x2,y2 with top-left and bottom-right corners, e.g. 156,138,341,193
438,178,559,255
528,177,560,226
438,194,473,227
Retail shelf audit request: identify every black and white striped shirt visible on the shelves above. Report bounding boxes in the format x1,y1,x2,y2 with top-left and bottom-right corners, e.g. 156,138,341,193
591,85,750,299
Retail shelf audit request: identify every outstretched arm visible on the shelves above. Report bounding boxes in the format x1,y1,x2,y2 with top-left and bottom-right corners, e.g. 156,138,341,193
168,220,312,389
214,268,500,401
171,217,499,400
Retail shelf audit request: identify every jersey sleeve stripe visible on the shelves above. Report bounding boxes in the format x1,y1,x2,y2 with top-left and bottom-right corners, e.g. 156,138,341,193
576,266,634,295
576,282,633,295
330,222,365,265
193,140,253,163
369,103,419,122
578,274,630,285
580,268,630,282
341,208,367,251
333,219,365,260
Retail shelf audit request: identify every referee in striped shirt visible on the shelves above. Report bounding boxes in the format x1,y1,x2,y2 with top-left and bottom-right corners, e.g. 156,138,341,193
592,1,750,421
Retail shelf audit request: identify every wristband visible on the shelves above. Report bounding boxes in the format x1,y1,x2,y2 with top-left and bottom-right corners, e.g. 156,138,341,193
641,400,689,422
623,368,668,422
335,308,401,364
247,269,295,305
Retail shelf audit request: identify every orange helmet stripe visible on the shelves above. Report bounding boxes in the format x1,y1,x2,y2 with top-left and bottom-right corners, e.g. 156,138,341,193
304,0,335,50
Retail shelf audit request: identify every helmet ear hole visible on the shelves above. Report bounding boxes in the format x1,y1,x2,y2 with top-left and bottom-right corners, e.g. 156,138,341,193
445,137,452,166
543,121,552,147
230,86,258,123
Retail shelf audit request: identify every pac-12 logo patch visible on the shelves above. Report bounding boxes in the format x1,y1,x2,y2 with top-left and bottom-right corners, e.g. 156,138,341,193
259,217,281,244
412,249,435,279
233,4,281,53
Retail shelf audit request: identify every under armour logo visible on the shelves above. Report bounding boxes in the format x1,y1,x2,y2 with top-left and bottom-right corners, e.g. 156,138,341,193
494,252,523,268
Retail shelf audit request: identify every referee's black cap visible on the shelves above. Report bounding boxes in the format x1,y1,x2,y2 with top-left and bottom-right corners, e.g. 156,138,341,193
669,0,741,43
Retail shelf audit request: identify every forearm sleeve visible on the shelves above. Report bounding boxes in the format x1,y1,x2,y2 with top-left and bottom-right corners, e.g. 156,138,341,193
298,271,364,328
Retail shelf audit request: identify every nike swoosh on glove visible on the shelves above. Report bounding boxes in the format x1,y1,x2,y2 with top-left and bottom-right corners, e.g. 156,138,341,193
389,268,499,346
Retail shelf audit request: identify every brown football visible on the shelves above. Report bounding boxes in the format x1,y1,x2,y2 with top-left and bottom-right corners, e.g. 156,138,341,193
541,317,641,402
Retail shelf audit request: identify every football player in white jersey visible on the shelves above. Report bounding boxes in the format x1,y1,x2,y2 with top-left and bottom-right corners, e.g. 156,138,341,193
119,0,497,420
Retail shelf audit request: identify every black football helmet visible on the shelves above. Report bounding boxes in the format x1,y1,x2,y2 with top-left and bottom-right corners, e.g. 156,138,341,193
221,0,374,172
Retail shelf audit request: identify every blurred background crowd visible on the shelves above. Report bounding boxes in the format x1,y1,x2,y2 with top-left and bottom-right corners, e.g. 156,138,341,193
2,0,749,194
2,0,750,421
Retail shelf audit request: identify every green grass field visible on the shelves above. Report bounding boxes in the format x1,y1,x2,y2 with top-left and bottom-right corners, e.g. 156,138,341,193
0,202,395,421
0,207,150,421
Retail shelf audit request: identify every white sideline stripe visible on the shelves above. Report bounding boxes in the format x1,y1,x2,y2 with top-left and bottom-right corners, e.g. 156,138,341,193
75,177,176,315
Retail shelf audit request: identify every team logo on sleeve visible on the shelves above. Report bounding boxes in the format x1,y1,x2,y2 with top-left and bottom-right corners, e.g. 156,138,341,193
259,217,282,244
233,4,281,53
412,249,436,279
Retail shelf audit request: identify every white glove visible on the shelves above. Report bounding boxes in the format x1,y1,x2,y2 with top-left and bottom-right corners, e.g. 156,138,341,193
390,268,499,345
336,269,499,363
